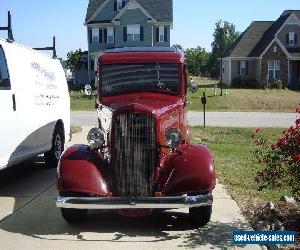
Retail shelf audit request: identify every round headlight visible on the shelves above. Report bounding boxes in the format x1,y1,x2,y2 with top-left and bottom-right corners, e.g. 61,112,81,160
166,128,182,149
87,128,105,149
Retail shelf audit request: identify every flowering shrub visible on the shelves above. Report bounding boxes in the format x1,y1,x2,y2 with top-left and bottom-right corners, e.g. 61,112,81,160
253,106,300,200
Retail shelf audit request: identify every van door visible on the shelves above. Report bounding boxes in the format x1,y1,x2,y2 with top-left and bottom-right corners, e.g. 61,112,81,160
0,46,19,169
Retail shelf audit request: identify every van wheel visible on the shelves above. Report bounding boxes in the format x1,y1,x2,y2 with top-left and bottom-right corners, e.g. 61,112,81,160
44,125,64,168
61,208,88,224
189,205,212,227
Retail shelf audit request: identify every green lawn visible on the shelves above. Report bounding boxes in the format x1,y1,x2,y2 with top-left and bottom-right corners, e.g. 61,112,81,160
188,87,300,112
190,127,293,204
70,78,300,112
70,91,96,111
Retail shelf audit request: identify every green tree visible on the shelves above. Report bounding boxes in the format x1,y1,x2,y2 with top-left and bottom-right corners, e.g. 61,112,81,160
172,44,184,51
209,20,240,78
185,47,210,77
66,49,83,74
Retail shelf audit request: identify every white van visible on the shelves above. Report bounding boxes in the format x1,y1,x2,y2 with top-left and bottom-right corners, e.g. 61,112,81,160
0,38,70,169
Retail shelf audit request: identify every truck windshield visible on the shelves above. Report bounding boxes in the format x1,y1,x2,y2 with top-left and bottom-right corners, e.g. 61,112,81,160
101,63,180,96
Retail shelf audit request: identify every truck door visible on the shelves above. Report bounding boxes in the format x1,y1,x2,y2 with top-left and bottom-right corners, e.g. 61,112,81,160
0,46,19,169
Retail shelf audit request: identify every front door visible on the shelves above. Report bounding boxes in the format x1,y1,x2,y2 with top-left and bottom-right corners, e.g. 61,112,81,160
292,61,300,83
0,46,19,169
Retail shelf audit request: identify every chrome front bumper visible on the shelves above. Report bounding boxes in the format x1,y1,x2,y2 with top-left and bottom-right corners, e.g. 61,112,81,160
56,194,213,210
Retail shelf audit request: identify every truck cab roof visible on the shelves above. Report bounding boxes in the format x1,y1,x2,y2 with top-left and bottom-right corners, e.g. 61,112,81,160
99,47,185,64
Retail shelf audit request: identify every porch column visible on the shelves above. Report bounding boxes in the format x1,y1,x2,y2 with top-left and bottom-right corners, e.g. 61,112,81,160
288,60,291,84
228,59,232,86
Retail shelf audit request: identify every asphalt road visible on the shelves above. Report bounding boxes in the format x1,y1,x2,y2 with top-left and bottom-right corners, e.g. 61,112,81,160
71,111,298,128
0,127,264,250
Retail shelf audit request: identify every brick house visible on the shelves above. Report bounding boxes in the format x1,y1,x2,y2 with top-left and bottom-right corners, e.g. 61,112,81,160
223,10,300,89
85,0,173,83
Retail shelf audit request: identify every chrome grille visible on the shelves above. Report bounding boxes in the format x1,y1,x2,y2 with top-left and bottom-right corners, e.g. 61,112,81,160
113,113,156,197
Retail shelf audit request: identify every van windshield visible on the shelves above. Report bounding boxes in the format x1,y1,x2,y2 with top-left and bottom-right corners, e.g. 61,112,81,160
100,63,180,96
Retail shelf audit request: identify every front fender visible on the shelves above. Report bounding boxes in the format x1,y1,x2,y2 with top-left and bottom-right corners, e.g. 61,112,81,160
163,144,216,196
57,144,110,197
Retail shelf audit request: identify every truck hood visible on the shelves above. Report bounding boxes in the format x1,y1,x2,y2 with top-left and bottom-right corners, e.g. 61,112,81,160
101,93,184,118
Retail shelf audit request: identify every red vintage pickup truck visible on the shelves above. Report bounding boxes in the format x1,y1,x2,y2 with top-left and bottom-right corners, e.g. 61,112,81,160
56,47,216,226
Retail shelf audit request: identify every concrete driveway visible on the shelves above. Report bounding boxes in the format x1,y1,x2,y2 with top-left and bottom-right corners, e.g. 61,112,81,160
0,127,264,250
71,111,297,128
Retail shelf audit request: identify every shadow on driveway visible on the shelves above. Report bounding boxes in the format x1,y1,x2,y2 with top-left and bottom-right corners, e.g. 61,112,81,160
0,159,250,248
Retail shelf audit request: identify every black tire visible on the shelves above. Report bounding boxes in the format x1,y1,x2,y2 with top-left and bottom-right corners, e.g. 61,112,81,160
189,205,212,227
44,124,64,168
61,208,88,224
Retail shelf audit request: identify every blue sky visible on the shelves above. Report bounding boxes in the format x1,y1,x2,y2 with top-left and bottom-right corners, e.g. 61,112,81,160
0,0,299,59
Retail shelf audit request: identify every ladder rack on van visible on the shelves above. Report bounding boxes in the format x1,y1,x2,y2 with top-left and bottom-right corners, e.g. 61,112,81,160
0,11,57,59
33,36,57,59
0,11,14,42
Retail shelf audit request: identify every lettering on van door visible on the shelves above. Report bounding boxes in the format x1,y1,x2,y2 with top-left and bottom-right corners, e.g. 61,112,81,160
31,62,60,106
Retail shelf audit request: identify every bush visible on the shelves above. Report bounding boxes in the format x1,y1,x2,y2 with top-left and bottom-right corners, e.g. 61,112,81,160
232,77,260,89
272,79,285,90
245,78,260,89
253,107,300,200
231,77,243,88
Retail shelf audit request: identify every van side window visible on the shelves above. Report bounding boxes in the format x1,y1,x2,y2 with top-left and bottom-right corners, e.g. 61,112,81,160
0,47,10,89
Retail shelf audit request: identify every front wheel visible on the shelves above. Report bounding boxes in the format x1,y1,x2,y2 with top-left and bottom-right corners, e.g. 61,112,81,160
61,208,88,224
44,125,64,168
189,205,212,227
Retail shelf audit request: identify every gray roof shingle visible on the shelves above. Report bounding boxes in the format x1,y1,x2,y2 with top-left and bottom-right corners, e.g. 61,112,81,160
226,10,299,58
85,0,106,23
85,0,173,24
225,21,273,57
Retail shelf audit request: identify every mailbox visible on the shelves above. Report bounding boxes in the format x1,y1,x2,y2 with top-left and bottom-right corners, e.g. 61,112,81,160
201,92,207,105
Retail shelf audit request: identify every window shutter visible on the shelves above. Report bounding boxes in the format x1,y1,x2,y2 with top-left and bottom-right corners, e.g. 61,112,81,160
246,61,249,75
238,61,241,75
164,26,168,42
140,26,144,41
156,28,159,42
89,30,92,44
122,0,126,8
286,34,289,44
123,26,127,42
114,1,117,11
99,29,103,43
104,28,107,43
295,33,298,44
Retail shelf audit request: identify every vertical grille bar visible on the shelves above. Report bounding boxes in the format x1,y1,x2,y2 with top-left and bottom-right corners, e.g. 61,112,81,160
113,113,156,197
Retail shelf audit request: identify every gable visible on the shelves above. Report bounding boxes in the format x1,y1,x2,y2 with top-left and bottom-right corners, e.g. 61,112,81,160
92,0,120,22
277,24,300,47
113,0,154,22
119,8,149,25
286,14,300,25
86,0,173,24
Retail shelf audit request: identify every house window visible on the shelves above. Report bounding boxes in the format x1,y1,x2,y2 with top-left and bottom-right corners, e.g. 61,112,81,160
117,0,123,11
156,26,168,43
115,0,125,12
107,27,114,43
288,32,297,45
239,61,247,75
273,46,277,53
127,24,140,41
92,28,98,43
268,60,280,79
159,26,165,42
